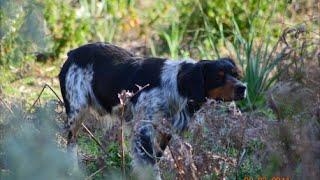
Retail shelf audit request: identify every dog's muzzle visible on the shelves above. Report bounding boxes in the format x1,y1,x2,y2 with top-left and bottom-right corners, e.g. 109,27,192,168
234,83,246,100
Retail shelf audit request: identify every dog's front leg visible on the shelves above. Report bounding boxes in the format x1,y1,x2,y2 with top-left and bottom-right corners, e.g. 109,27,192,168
155,132,172,158
131,123,162,180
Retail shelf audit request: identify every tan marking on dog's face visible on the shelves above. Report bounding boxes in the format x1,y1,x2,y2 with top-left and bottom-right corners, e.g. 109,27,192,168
203,58,245,101
207,78,237,101
218,70,225,77
231,67,242,79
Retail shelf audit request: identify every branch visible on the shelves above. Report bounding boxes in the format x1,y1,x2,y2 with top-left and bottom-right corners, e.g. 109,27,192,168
81,123,106,153
27,84,107,155
0,97,14,114
28,83,63,112
85,165,107,180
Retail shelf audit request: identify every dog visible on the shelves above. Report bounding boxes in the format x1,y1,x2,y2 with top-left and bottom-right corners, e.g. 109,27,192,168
59,42,246,178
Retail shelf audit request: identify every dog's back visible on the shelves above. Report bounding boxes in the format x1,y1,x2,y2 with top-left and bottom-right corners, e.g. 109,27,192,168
59,43,166,126
59,43,134,116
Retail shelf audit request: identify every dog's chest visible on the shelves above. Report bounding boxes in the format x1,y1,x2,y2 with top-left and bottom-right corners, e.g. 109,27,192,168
131,87,188,122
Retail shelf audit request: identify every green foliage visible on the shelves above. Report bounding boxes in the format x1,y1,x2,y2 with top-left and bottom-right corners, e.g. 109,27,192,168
43,0,90,58
78,139,132,178
105,142,132,169
161,22,185,59
39,0,131,59
237,155,263,179
0,101,135,179
161,0,287,59
78,134,101,157
230,20,286,110
262,154,282,178
0,0,48,65
0,102,84,179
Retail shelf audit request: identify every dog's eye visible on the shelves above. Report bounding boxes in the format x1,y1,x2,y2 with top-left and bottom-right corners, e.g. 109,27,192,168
231,68,241,79
218,71,224,77
232,72,243,80
232,72,238,78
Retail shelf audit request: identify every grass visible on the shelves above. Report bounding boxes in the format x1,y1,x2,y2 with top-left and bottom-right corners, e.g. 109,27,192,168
0,60,61,105
231,29,286,110
161,22,185,60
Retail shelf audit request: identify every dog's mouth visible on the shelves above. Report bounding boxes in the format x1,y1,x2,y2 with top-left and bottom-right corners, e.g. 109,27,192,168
234,93,245,101
208,83,247,102
213,95,244,102
233,84,246,101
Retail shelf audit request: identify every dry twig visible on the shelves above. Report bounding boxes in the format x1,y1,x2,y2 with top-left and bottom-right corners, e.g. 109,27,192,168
0,97,14,114
117,84,150,177
85,165,107,180
28,83,107,154
28,83,63,112
81,123,106,153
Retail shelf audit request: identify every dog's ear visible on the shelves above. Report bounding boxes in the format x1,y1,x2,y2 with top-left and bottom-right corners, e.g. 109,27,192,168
218,57,236,66
177,63,206,102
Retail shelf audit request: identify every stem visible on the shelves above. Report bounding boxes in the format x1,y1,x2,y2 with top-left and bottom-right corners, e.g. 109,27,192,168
120,104,126,177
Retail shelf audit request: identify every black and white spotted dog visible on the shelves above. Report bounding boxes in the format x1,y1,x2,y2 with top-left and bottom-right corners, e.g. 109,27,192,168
59,42,246,177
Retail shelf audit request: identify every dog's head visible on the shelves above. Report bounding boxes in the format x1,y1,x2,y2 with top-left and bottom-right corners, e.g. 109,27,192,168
178,58,246,103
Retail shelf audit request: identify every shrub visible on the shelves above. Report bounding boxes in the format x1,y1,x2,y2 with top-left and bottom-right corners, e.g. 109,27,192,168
43,0,90,59
0,101,83,179
0,0,49,65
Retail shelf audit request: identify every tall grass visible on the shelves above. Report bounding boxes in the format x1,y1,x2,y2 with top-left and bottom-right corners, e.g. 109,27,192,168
194,0,287,110
197,0,221,60
230,19,289,110
78,0,121,43
161,22,185,60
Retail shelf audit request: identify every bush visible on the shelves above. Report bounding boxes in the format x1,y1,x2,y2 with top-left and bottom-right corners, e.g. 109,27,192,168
0,101,83,179
0,0,49,65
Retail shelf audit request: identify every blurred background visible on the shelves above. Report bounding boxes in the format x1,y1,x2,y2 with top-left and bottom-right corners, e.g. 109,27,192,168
0,0,319,179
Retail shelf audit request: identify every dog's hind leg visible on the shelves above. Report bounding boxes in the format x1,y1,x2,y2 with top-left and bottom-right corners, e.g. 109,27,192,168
66,107,88,171
63,64,94,173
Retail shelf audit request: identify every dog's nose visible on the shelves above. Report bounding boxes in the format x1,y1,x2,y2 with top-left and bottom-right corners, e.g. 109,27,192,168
235,84,246,94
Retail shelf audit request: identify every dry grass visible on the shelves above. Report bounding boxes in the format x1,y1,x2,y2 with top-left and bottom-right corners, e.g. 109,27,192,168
158,93,320,179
